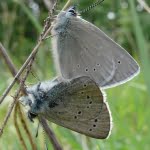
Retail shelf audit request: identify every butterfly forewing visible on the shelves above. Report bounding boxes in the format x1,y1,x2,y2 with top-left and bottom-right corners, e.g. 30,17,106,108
51,15,140,88
42,76,111,139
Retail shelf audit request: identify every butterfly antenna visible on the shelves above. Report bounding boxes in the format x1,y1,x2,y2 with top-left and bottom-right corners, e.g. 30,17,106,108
35,121,40,137
43,129,48,150
80,0,104,14
30,70,41,82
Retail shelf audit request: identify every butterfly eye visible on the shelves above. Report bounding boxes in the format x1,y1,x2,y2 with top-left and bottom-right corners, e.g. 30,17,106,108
28,111,37,122
68,7,77,16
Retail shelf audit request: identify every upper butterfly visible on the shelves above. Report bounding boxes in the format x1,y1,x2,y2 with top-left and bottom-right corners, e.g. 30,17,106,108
51,6,140,89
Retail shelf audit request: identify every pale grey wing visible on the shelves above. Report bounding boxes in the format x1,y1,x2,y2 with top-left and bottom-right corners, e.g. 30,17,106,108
42,76,112,139
52,17,140,88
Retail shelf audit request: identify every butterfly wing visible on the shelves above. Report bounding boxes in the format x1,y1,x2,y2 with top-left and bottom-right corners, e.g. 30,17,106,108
42,76,112,139
51,17,140,88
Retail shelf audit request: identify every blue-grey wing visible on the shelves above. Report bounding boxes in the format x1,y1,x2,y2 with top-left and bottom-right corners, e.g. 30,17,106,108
42,76,112,139
51,17,140,88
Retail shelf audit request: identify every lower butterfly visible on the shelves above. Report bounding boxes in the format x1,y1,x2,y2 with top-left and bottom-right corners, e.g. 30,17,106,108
20,76,112,139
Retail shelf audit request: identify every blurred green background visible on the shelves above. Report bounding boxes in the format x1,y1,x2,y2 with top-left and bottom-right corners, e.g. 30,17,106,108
0,0,150,149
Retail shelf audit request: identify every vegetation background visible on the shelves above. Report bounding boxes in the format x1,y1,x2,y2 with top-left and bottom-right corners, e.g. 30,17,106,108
0,0,150,149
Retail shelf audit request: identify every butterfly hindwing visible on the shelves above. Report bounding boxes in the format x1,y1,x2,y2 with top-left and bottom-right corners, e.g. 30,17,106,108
42,76,112,139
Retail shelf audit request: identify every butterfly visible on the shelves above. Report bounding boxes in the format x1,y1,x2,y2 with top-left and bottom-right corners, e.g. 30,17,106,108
20,76,112,139
51,6,140,88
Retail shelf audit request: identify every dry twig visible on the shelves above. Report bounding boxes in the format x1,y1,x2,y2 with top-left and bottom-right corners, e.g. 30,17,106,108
0,81,24,137
137,0,150,13
43,0,58,12
17,104,37,150
0,42,36,150
14,104,27,150
0,23,53,105
62,0,73,11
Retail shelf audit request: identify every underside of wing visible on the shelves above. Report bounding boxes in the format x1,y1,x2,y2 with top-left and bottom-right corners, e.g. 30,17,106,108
52,17,140,88
42,76,112,139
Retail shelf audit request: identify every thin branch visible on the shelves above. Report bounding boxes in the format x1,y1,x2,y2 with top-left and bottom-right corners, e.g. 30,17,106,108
18,104,37,150
0,83,23,137
0,43,19,81
14,104,27,150
0,27,52,105
0,59,36,144
0,46,33,136
0,43,36,150
137,0,150,13
43,0,57,11
40,0,57,39
62,0,72,11
39,117,63,150
0,43,26,93
43,0,52,10
0,46,38,147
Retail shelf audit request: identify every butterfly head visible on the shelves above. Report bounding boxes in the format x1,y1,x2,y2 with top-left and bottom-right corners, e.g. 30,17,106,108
67,6,77,16
19,83,47,122
57,6,78,20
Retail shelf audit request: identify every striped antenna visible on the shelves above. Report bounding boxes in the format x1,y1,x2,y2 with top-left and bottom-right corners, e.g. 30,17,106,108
80,0,104,14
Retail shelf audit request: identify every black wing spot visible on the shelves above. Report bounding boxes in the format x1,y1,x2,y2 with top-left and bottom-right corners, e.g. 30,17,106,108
49,101,58,108
118,60,121,64
85,68,89,72
93,68,96,71
94,119,98,122
89,129,92,131
78,111,82,114
93,124,96,127
81,91,84,94
84,84,87,87
87,106,89,108
97,63,100,66
89,101,92,104
74,116,77,119
77,64,80,68
85,47,88,51
87,95,90,99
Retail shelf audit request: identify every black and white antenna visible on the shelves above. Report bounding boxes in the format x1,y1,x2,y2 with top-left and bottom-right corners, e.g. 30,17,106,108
80,0,104,14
